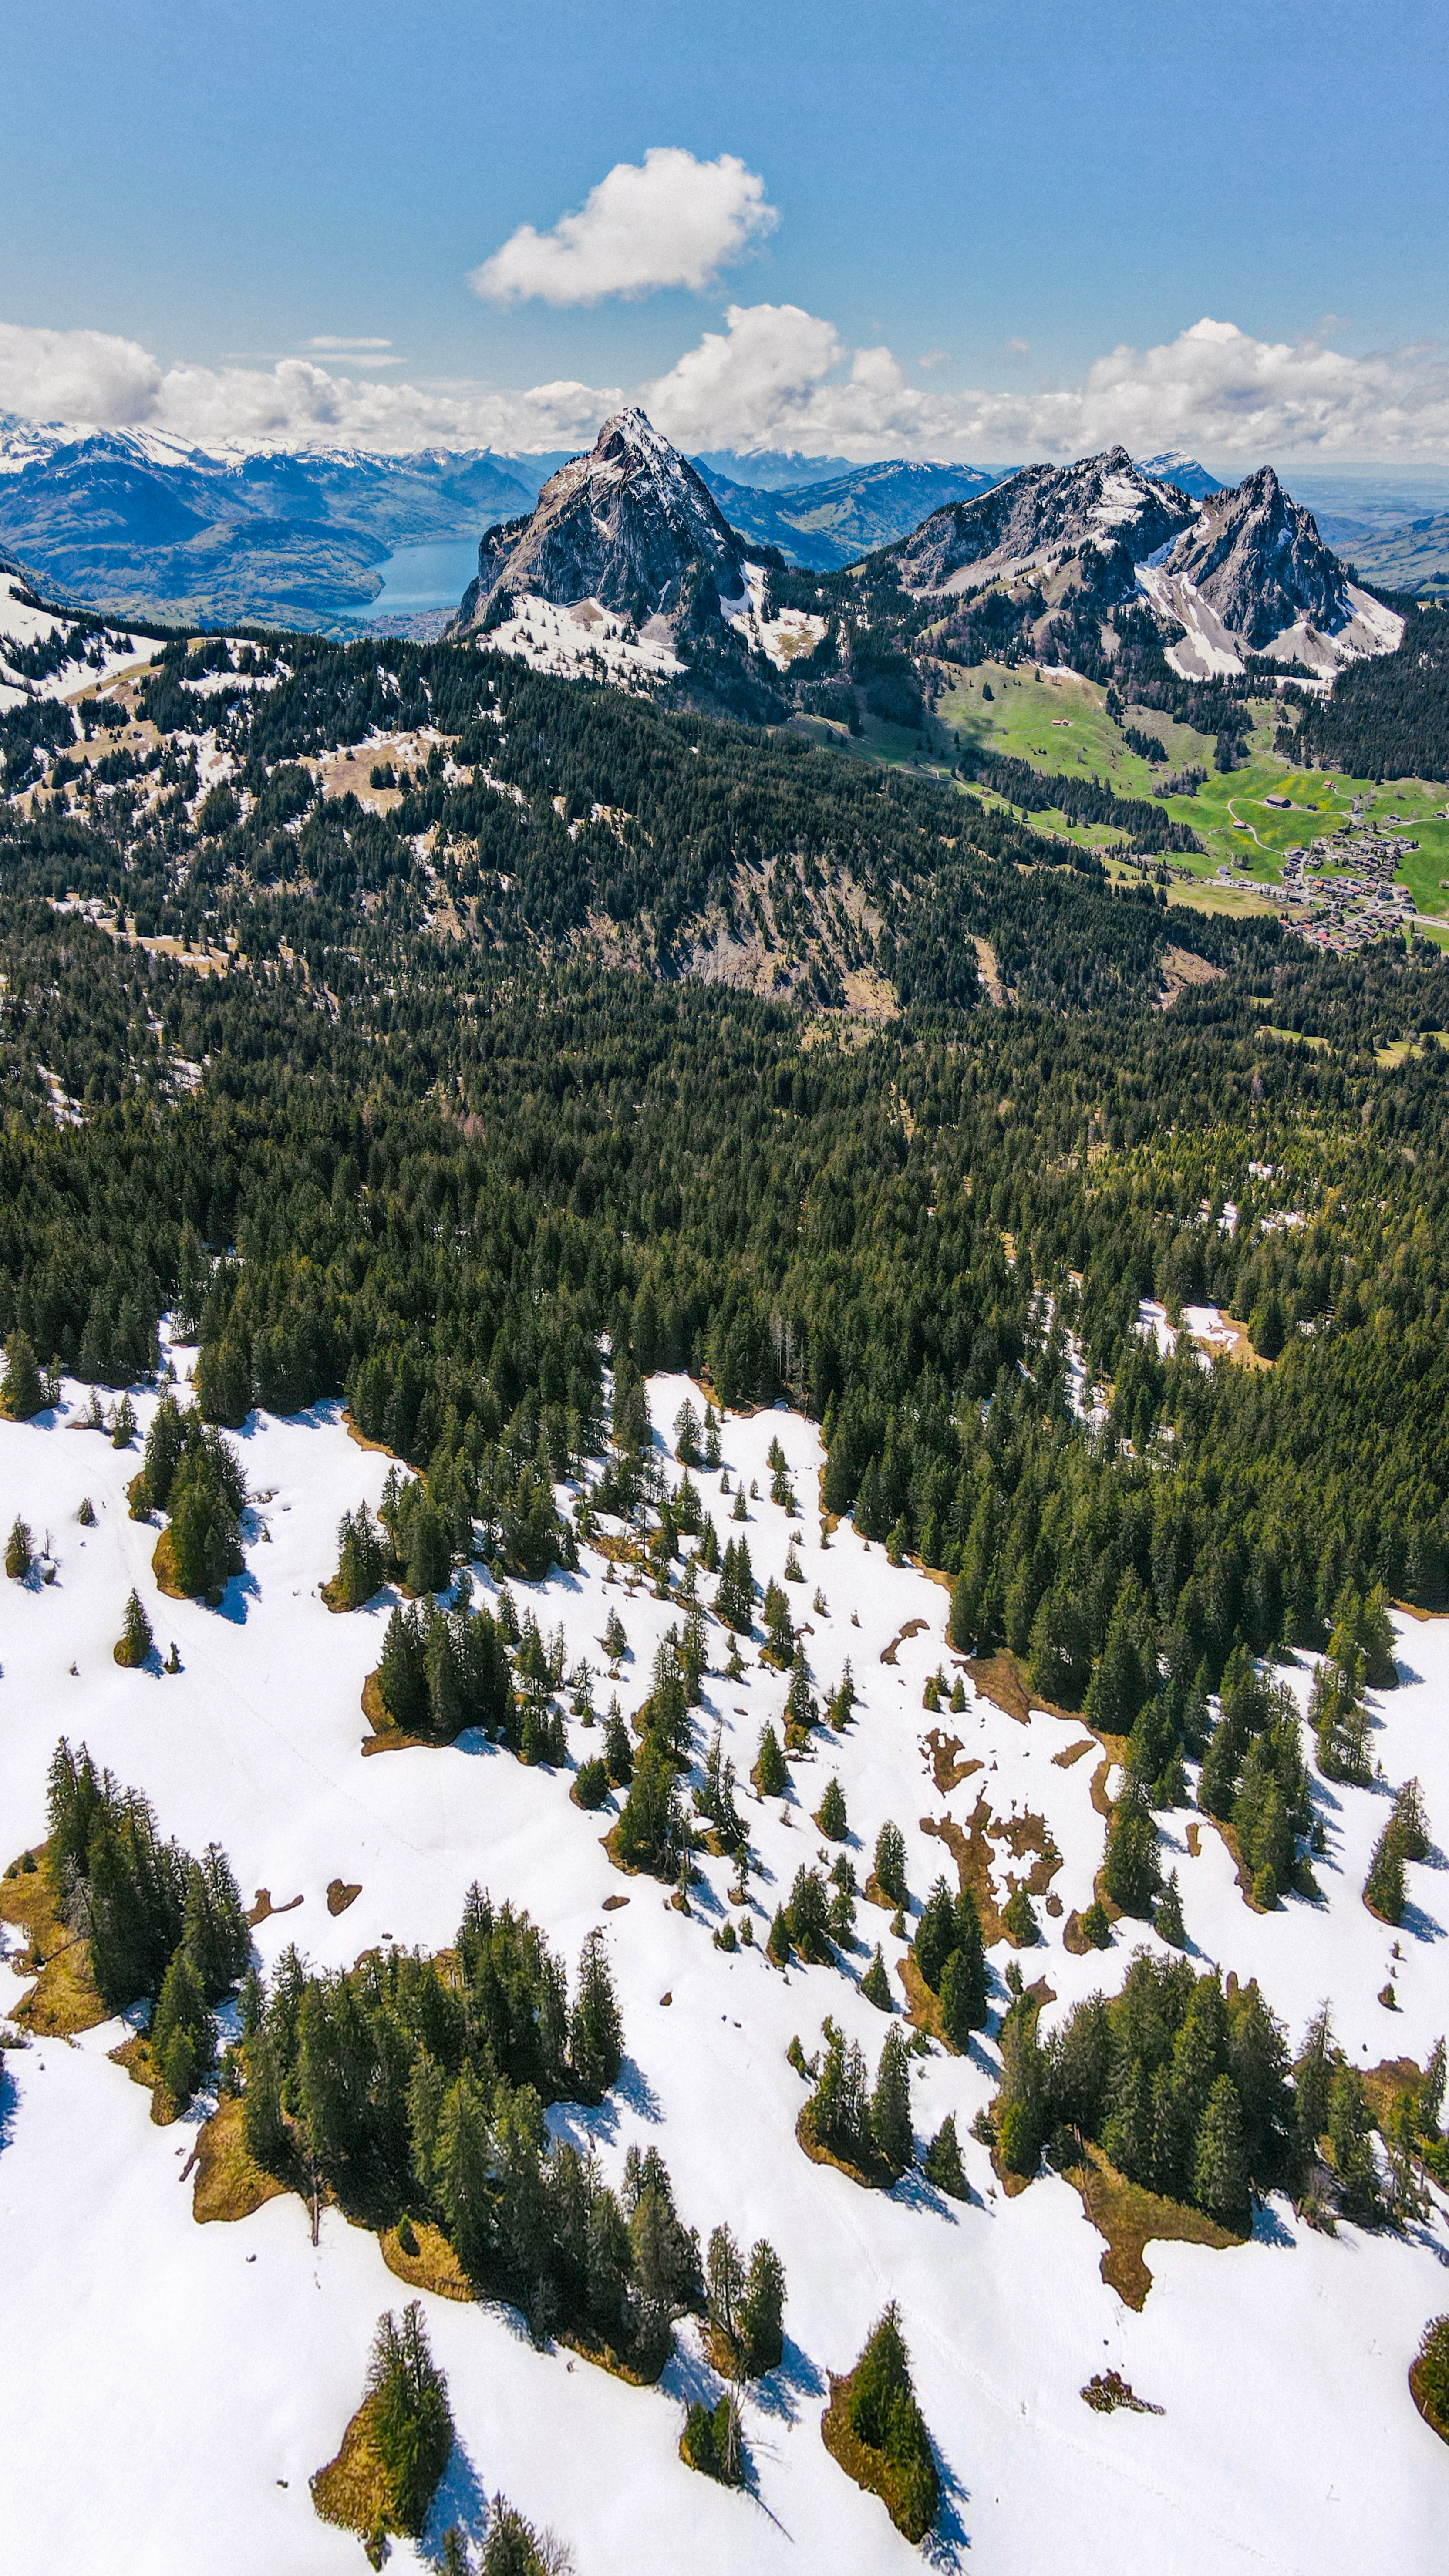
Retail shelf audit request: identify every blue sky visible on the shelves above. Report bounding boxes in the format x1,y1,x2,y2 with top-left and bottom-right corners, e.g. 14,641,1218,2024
1,0,1447,460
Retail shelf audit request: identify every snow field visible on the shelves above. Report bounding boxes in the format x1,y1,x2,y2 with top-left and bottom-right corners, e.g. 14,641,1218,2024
1,1351,1447,2572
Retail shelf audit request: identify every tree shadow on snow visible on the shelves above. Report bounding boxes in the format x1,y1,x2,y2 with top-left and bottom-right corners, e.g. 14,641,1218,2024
0,2054,17,2159
214,1566,262,1626
420,2436,490,2563
1399,1892,1445,1945
1250,2198,1295,2253
744,2333,826,2426
922,2454,972,2571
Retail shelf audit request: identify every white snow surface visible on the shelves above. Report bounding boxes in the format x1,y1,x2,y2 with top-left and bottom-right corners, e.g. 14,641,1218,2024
1134,562,1405,683
475,592,683,686
1,1352,1447,2573
720,564,829,671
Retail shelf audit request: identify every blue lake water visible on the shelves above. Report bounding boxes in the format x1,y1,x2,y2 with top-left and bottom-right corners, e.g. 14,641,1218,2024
366,537,481,614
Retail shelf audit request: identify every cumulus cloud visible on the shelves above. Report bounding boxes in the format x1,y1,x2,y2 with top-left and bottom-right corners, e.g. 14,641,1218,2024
469,148,777,307
4,309,1449,466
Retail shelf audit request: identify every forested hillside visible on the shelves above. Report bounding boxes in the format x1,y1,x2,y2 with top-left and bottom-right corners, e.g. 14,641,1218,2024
1287,599,1449,779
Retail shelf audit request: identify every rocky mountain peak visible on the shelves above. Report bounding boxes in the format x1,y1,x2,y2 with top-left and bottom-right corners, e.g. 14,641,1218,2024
1161,467,1348,647
452,407,747,634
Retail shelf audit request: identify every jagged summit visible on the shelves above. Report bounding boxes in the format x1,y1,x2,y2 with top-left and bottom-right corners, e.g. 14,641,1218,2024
881,446,1197,593
452,407,747,634
1140,464,1403,675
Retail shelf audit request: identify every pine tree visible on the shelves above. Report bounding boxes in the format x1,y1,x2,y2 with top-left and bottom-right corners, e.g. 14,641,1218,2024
1390,1776,1431,1863
1364,1821,1406,1923
5,1515,33,1579
939,1908,988,2046
1003,1886,1038,1946
1102,1790,1161,1916
1293,2003,1337,2161
913,1878,958,1991
818,1775,847,1839
787,1865,832,1960
378,1603,428,1731
870,2027,913,2174
862,1945,893,2010
569,1930,623,2097
1,1331,45,1420
739,2238,786,2375
114,1587,154,1668
873,1820,907,1906
755,1722,788,1797
923,2113,967,2199
150,1945,211,2105
1153,1870,1186,1947
842,2304,938,2542
367,2301,454,2537
1193,2074,1249,2226
1328,2069,1382,2222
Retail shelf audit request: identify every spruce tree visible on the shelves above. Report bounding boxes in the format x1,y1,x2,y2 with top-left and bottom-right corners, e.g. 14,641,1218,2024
862,1945,893,2010
923,2114,967,2199
818,1775,847,1839
569,1930,623,2097
873,1819,907,1906
755,1722,788,1797
870,2027,913,2174
367,2301,454,2538
1003,1885,1038,1946
602,1700,633,1785
913,1878,957,1991
739,2238,786,2375
150,1946,211,2105
1328,2069,1382,2222
1153,1870,1186,1947
1,1331,45,1420
939,1938,987,2050
1364,1821,1406,1923
114,1588,154,1668
377,1604,428,1731
5,1515,33,1579
1193,2074,1249,2226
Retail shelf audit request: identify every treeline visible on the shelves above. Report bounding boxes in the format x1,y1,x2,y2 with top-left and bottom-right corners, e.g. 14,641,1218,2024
955,744,1204,855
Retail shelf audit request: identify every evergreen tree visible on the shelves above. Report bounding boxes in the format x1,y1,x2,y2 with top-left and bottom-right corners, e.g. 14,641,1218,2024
2,1331,45,1420
787,1865,832,1961
1193,2074,1249,2227
738,2238,786,2375
873,1820,907,1906
1102,1790,1161,1917
602,1700,633,1786
1153,1870,1186,1948
150,1946,212,2105
366,2302,454,2538
569,1930,623,2097
1328,2069,1382,2222
755,1722,788,1797
939,1922,987,2047
1003,1886,1038,1946
6,1515,33,1579
842,2304,938,2542
114,1588,154,1668
1365,1821,1407,1923
378,1604,428,1731
870,2027,913,2174
862,1945,893,2011
923,2114,967,2199
913,1877,958,1992
818,1775,847,1839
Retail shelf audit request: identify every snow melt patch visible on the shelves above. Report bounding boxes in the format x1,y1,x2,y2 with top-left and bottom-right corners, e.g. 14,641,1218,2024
478,593,682,687
0,1355,1446,2573
719,564,827,671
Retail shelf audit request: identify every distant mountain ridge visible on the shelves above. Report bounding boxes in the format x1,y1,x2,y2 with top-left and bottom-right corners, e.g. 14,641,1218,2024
695,458,1004,570
0,417,537,626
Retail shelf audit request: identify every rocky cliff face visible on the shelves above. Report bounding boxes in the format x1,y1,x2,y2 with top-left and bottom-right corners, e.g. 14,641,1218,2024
453,409,747,631
1158,466,1349,647
883,447,1196,592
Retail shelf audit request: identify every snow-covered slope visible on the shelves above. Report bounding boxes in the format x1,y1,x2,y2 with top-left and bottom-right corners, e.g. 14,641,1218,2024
881,448,1197,594
1,1352,1446,2573
1142,466,1405,677
0,554,161,716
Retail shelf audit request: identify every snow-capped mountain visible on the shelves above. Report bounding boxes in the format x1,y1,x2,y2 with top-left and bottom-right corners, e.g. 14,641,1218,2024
875,446,1402,678
1138,464,1403,675
453,409,748,634
1134,450,1222,497
695,456,1004,572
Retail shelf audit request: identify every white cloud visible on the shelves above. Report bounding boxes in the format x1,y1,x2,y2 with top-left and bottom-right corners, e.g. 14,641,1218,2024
4,310,1449,469
468,148,776,306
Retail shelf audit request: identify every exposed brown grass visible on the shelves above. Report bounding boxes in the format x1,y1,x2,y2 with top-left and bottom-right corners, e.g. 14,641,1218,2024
1052,1738,1095,1769
151,1527,188,1599
921,1728,982,1794
820,2363,936,2544
921,1796,1007,1943
1410,2340,1449,2446
245,1887,303,1928
108,2030,178,2124
327,1879,362,1917
0,1848,106,2036
311,2392,392,2544
191,2097,288,2225
380,2217,472,2302
1061,2138,1243,2309
879,1618,927,1666
795,2102,896,2192
358,1667,428,1757
1082,2368,1163,2415
896,1949,954,2049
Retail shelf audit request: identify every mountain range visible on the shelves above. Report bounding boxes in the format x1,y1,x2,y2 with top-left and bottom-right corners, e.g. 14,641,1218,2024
444,413,1403,718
